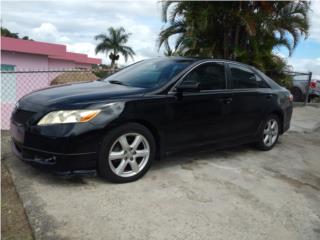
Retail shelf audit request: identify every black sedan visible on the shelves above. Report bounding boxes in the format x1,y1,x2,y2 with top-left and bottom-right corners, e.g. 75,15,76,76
10,58,293,182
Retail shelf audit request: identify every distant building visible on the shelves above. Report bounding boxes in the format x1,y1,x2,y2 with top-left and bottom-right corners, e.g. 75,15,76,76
1,36,101,70
0,37,102,129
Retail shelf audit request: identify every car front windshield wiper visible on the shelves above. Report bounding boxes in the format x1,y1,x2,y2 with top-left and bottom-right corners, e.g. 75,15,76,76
108,80,128,86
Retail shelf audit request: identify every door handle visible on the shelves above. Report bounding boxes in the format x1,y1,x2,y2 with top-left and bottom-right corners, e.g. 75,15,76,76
219,97,233,104
266,94,273,100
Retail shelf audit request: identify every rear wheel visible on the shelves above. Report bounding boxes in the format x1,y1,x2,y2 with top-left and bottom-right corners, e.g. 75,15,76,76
98,123,155,183
256,115,280,151
291,87,303,102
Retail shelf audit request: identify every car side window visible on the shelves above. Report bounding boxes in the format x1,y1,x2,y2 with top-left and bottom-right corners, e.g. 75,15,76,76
229,64,257,89
256,74,270,88
182,62,226,90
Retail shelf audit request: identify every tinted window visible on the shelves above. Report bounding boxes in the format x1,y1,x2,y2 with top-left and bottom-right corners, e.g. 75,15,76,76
182,62,226,90
230,64,257,89
252,68,280,89
256,74,270,88
104,59,194,89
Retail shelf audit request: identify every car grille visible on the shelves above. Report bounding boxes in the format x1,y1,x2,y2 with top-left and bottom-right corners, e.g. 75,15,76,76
12,109,36,124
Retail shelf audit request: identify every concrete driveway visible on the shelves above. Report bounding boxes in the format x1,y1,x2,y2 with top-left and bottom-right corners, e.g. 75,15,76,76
2,106,320,240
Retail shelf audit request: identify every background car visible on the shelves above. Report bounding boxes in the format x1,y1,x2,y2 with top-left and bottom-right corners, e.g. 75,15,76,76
291,75,320,102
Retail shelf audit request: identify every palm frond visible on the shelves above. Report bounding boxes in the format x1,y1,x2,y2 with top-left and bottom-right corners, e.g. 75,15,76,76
94,26,135,64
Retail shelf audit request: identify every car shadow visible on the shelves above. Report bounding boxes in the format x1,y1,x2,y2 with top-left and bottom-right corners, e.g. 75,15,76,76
16,141,274,186
151,143,254,171
39,143,255,185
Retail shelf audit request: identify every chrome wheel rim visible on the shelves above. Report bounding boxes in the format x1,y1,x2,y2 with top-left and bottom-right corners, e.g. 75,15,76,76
263,119,279,147
108,133,150,178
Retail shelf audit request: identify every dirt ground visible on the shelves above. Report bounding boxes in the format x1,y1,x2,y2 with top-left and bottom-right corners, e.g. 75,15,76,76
1,132,33,240
1,105,320,240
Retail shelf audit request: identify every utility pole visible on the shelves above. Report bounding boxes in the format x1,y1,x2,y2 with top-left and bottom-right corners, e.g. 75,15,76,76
304,72,312,106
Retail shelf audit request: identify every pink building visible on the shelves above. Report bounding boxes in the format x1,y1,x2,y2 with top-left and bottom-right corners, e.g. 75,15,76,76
1,36,101,70
1,37,102,129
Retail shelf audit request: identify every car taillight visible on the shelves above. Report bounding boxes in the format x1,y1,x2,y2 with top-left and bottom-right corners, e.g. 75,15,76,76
310,81,317,89
289,94,293,102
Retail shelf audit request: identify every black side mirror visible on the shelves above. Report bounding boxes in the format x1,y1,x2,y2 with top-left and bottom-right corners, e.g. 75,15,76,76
249,75,256,81
176,81,200,92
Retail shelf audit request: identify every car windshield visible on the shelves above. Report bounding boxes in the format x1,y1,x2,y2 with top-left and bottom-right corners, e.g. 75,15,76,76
103,58,195,89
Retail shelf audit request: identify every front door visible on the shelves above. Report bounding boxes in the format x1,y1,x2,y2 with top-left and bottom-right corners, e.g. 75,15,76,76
164,62,233,151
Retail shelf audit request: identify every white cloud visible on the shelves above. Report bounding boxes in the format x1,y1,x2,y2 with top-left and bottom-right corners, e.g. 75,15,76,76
66,42,97,57
31,23,71,44
288,57,320,75
310,0,320,42
2,0,163,65
64,12,160,65
2,0,318,67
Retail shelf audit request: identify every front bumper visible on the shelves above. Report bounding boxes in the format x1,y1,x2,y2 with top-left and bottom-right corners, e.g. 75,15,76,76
10,119,100,171
11,138,97,171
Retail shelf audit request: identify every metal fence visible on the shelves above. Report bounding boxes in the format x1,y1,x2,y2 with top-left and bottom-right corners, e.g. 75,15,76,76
1,69,114,129
0,68,317,129
285,71,314,105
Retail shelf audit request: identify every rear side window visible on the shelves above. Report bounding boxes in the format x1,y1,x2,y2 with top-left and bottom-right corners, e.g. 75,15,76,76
256,74,270,88
229,64,257,89
183,62,226,90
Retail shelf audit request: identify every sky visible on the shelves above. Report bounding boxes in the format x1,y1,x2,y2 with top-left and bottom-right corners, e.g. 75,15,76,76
1,0,320,76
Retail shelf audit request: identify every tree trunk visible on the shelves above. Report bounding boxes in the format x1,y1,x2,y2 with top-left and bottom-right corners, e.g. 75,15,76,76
109,51,117,70
110,59,115,69
223,27,228,59
233,24,240,60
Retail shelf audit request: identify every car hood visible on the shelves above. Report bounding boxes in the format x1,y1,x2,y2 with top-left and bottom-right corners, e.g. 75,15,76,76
19,80,146,111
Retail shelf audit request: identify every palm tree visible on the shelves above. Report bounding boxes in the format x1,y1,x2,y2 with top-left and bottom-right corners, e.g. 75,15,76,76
158,1,310,87
95,27,135,68
160,1,309,58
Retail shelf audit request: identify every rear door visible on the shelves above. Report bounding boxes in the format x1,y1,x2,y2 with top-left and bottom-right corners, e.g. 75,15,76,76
227,63,272,138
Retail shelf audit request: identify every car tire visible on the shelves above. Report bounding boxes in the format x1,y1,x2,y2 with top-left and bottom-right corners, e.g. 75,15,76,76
291,87,303,102
98,123,155,183
255,115,280,151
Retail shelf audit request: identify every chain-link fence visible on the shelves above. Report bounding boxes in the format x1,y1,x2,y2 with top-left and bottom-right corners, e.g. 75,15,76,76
1,69,114,129
1,68,318,129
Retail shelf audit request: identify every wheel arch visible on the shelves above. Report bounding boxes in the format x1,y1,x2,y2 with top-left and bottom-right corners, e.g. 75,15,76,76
269,110,284,134
124,119,163,160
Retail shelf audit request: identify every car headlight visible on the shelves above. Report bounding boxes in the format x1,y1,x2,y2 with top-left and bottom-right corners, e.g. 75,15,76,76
37,109,101,125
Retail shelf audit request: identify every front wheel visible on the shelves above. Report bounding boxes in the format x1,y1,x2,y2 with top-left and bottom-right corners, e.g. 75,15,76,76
98,123,155,183
256,115,280,151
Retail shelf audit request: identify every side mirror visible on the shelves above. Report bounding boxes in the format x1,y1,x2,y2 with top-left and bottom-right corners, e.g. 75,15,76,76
176,81,200,92
249,75,256,81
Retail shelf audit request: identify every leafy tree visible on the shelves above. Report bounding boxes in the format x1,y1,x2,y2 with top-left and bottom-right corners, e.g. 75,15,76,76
95,27,135,68
1,27,33,40
1,27,19,38
22,36,32,40
158,1,310,87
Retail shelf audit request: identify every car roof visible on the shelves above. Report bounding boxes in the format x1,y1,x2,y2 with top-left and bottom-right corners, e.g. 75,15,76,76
151,56,253,68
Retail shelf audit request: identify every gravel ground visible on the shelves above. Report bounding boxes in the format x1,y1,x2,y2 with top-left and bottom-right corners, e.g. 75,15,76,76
1,105,320,240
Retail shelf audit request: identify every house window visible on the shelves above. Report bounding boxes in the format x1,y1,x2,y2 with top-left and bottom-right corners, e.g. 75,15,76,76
1,64,16,71
1,64,16,102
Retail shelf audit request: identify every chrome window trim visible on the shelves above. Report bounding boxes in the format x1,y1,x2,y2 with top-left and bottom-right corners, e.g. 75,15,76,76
168,60,228,94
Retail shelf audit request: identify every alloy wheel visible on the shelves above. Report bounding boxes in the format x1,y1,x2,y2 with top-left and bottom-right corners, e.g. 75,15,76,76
108,133,150,178
263,119,279,147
